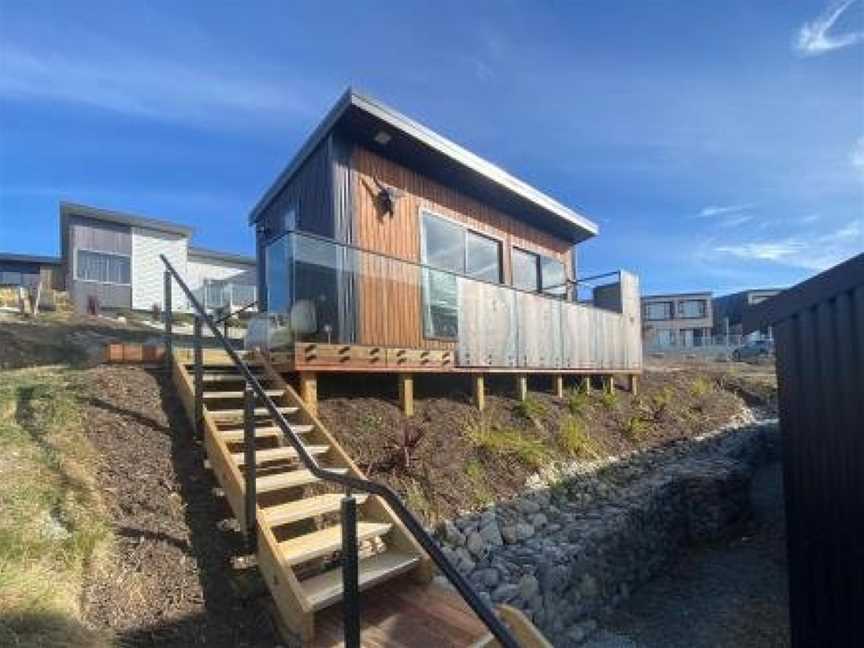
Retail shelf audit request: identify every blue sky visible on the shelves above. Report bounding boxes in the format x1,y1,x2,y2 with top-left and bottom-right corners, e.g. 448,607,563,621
1,0,861,295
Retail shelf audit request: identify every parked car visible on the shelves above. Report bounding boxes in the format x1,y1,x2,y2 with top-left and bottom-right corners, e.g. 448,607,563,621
732,339,774,361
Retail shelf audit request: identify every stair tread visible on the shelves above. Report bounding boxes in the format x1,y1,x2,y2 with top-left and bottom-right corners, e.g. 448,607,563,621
302,551,421,610
280,521,392,566
262,493,368,526
210,406,298,418
219,425,313,441
204,389,284,398
255,467,347,493
231,445,329,465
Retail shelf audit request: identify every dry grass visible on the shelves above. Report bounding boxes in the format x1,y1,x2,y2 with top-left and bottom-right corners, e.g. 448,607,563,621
464,411,550,469
0,368,112,647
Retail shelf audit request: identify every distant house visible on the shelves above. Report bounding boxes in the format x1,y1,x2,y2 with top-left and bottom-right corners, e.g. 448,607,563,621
58,202,256,313
641,291,713,347
712,288,784,340
0,253,64,291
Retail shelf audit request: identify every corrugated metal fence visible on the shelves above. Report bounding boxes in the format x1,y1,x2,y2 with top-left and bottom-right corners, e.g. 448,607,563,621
745,252,864,648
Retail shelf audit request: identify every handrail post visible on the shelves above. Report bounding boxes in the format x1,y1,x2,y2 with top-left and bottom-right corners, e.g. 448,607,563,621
244,384,257,553
163,270,173,367
341,491,361,648
193,316,204,440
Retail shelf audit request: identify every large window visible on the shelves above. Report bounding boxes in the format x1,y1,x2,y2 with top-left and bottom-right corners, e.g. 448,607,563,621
644,301,673,321
76,250,130,284
420,212,503,339
678,299,707,318
541,256,567,298
265,235,292,313
512,248,540,292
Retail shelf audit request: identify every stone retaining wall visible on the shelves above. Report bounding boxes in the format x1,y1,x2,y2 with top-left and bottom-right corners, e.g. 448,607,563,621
435,419,780,645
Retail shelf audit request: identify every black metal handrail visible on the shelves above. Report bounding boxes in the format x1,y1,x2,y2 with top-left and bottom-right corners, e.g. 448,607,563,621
213,300,258,324
159,254,520,648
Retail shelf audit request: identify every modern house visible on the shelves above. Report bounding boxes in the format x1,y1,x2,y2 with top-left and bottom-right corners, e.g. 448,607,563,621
713,288,784,340
249,89,642,381
58,202,257,313
641,291,713,348
0,253,64,290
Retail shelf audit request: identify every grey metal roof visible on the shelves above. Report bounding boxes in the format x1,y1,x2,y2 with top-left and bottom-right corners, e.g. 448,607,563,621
188,246,256,266
60,202,194,237
249,88,599,242
641,291,713,300
0,252,62,265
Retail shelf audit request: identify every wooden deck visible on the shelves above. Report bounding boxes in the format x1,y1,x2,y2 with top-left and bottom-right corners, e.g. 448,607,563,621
309,575,489,647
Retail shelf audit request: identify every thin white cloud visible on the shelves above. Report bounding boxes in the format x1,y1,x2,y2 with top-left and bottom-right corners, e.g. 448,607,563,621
0,45,314,129
718,214,754,228
713,221,862,271
697,203,757,218
852,136,864,172
796,0,864,56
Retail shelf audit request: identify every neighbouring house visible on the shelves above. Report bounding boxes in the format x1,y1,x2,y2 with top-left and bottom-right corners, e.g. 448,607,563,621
712,288,784,340
0,253,64,290
248,88,642,375
641,291,713,348
58,202,257,313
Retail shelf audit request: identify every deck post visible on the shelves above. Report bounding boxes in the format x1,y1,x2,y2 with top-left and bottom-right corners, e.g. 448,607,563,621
299,371,318,417
163,270,173,367
553,374,564,399
581,376,592,395
472,374,486,412
603,375,615,395
629,374,640,395
516,374,528,401
398,373,414,417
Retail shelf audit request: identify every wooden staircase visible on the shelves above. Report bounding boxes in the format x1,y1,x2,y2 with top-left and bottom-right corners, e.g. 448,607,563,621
171,350,434,643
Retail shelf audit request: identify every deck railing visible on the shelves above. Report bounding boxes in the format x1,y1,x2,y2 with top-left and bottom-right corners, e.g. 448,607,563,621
263,229,641,370
159,254,521,648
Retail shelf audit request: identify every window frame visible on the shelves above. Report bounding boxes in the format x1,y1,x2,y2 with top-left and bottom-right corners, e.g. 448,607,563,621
644,301,674,321
677,299,708,319
74,248,132,286
511,247,541,293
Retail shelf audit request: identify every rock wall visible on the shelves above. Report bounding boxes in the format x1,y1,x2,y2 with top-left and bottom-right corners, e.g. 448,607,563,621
435,419,780,645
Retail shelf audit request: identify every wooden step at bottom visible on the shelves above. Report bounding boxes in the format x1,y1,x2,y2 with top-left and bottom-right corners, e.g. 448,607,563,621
279,521,392,566
255,468,348,494
302,551,421,611
262,494,368,527
204,389,284,399
201,373,268,382
231,445,329,466
210,406,298,420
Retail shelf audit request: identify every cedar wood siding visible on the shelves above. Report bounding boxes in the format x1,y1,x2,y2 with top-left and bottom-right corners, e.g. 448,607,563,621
351,145,574,350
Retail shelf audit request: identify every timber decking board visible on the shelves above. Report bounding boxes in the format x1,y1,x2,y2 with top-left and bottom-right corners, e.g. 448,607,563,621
219,425,313,441
311,575,488,647
278,521,392,566
255,468,347,494
262,494,368,527
230,444,330,465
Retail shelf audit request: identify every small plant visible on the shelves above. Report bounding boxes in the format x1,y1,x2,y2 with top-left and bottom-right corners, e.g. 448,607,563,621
404,480,434,520
372,424,427,474
464,459,494,507
566,386,590,415
690,376,714,399
597,389,618,410
558,415,600,458
465,415,550,469
514,395,546,420
622,415,650,441
649,387,673,421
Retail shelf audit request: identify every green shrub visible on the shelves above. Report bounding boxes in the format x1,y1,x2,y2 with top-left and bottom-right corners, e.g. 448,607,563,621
622,415,650,441
558,415,601,458
690,376,714,399
598,389,618,410
465,415,550,469
566,387,590,415
514,395,546,420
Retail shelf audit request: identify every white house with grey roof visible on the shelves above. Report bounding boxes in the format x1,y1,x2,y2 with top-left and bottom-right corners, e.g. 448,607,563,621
59,202,256,313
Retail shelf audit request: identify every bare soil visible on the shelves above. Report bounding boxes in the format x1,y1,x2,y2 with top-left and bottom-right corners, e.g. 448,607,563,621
77,365,276,647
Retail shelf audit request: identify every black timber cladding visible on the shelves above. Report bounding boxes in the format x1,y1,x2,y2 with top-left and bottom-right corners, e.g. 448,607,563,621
745,252,864,648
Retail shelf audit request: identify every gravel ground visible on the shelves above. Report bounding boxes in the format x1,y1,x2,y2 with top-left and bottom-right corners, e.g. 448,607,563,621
583,461,789,648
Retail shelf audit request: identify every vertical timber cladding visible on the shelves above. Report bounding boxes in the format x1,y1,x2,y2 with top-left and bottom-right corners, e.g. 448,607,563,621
351,145,574,350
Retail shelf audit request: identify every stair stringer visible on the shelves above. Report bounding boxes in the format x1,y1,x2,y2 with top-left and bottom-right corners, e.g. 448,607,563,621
171,354,315,639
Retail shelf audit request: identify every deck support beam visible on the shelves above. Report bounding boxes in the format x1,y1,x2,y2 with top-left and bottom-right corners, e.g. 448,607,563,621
398,373,414,417
553,374,564,399
516,374,528,401
629,374,640,396
472,374,486,412
299,371,318,417
581,376,592,395
602,375,615,395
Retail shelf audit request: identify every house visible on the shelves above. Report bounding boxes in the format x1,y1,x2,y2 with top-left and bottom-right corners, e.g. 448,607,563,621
712,288,784,340
59,202,256,313
640,291,713,347
248,89,641,383
743,253,863,647
0,253,64,290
